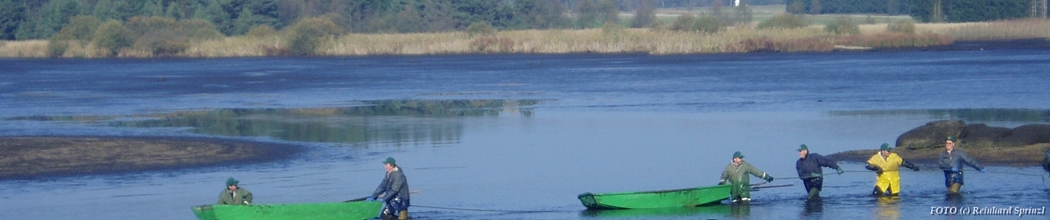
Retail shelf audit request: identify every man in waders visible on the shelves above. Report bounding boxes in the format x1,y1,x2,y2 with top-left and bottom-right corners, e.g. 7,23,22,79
719,151,774,202
866,143,920,196
370,157,410,220
795,144,844,200
217,177,252,205
938,136,985,195
1042,146,1050,175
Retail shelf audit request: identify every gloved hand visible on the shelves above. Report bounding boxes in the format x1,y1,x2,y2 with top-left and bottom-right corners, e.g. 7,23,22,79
763,175,774,182
951,167,958,172
836,168,845,175
718,181,726,185
980,168,986,173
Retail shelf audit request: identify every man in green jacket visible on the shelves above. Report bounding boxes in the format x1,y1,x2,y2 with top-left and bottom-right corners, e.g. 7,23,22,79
217,177,252,205
720,151,774,202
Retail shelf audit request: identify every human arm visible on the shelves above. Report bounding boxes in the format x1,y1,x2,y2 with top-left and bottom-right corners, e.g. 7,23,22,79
957,150,984,171
865,164,883,174
371,174,390,200
241,189,252,205
217,191,227,204
747,164,773,182
816,154,844,174
718,168,729,185
901,160,920,171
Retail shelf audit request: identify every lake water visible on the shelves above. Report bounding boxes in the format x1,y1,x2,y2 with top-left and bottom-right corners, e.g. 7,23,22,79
1,50,1049,220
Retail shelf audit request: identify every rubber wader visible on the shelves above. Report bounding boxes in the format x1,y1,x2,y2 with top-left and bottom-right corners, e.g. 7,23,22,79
948,183,962,194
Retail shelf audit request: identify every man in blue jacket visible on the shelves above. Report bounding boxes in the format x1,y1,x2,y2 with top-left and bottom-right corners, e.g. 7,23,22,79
796,144,844,200
938,136,985,195
370,157,411,220
1042,146,1049,175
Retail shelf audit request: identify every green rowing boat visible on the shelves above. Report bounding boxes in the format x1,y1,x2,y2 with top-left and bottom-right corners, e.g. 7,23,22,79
578,185,731,209
191,201,382,220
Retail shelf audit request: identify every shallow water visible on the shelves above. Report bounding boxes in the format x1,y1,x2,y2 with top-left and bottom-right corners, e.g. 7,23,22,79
1,51,1050,220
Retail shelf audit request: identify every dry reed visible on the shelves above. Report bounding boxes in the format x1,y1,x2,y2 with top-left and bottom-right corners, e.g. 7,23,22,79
0,40,49,57
918,19,1050,41
2,19,1047,58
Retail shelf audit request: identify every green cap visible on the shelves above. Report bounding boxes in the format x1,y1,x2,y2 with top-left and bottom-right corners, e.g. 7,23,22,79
946,136,957,142
733,151,744,158
880,143,892,151
226,177,239,186
383,157,396,165
797,144,809,152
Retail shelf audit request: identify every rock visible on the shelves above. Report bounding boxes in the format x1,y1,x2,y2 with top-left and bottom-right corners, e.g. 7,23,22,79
897,120,1050,150
896,120,966,150
999,124,1050,146
960,123,1012,147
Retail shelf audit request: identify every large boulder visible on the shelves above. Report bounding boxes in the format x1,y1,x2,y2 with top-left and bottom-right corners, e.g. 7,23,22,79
897,120,1050,149
896,120,966,150
999,124,1050,146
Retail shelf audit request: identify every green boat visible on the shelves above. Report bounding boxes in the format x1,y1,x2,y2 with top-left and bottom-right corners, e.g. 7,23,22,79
577,185,731,209
191,201,383,220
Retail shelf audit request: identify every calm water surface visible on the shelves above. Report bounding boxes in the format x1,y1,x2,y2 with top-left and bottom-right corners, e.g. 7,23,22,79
1,50,1049,220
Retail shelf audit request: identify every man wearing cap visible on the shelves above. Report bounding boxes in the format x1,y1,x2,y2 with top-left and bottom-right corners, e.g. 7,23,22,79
938,136,985,194
865,143,920,196
370,157,410,220
719,151,774,202
795,144,844,200
217,177,252,205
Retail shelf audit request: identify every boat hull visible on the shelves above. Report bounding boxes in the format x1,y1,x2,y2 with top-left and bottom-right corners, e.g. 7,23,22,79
578,185,731,209
191,201,383,220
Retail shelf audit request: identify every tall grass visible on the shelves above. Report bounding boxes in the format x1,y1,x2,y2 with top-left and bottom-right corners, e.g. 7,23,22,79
0,40,48,57
3,18,1048,58
920,19,1050,41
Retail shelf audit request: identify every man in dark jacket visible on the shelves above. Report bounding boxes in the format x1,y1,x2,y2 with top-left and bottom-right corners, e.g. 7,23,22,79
370,157,410,220
1042,146,1050,175
938,136,985,195
796,144,844,200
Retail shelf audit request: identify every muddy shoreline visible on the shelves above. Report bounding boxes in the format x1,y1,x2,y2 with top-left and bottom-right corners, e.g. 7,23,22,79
871,38,1050,52
0,136,301,179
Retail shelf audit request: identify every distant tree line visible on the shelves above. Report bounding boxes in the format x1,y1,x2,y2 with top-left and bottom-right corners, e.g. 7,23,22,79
785,0,1038,22
1,0,796,41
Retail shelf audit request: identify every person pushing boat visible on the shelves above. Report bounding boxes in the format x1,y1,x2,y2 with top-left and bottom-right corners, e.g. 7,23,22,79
938,136,985,195
795,144,844,200
369,157,411,220
719,151,774,202
217,177,252,205
865,143,919,196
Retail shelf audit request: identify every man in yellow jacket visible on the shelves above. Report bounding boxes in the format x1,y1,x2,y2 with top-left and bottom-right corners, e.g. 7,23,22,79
866,143,920,196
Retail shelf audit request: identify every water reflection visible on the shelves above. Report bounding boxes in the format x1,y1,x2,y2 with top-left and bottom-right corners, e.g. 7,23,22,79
800,199,822,218
730,203,750,218
6,100,537,146
876,196,901,220
579,205,732,218
828,109,1050,123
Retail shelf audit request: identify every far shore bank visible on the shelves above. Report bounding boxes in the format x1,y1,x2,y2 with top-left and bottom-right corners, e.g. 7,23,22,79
0,136,301,179
827,143,1050,167
3,19,1047,58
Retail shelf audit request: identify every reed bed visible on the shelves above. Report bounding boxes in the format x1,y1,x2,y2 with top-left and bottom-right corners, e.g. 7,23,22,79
0,40,48,57
918,19,1050,41
1,19,1047,58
